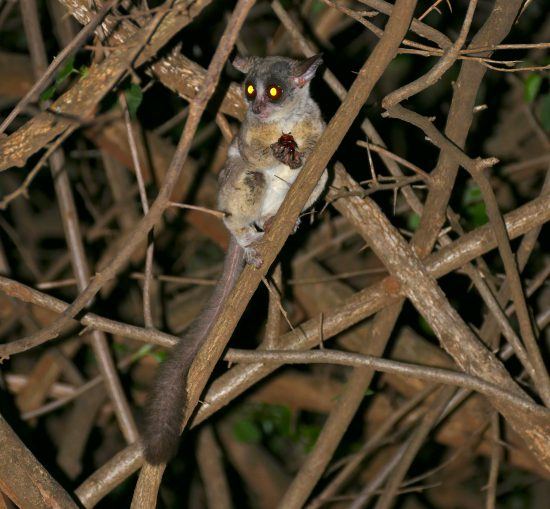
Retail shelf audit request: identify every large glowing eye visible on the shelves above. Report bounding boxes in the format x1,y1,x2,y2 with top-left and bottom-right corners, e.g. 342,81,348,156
245,83,256,100
267,85,282,101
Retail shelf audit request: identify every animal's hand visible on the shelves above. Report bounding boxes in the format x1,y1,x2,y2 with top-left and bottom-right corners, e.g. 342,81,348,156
244,247,263,268
270,132,303,169
238,231,264,268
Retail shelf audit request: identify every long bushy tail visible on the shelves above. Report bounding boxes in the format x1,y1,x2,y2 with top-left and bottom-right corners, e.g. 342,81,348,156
142,238,244,464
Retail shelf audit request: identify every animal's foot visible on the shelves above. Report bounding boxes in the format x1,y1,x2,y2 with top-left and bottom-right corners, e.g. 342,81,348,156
244,247,263,268
236,230,263,268
270,133,303,169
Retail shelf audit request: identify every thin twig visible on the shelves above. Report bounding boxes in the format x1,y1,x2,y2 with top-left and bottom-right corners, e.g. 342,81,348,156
372,387,455,509
169,201,226,218
152,106,189,135
121,92,154,328
485,413,502,509
356,141,431,179
224,349,550,420
383,0,477,109
417,0,451,21
472,169,550,405
263,263,284,348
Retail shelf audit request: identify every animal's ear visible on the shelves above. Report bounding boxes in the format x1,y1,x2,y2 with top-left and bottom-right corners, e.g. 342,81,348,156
291,54,323,88
232,55,255,73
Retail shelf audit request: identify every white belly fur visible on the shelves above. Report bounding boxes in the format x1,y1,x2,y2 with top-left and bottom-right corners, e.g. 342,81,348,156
260,164,297,219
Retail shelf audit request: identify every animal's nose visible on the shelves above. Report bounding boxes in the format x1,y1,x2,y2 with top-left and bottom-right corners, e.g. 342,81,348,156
252,102,262,114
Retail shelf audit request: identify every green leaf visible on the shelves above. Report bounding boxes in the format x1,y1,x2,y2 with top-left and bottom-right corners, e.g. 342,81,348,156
266,435,287,456
263,405,292,436
524,74,542,103
539,93,550,132
151,350,168,363
418,315,435,337
40,85,56,102
132,344,154,361
295,424,321,452
112,342,129,353
407,213,420,231
79,65,89,78
125,83,143,117
462,184,482,206
310,0,325,15
466,201,488,227
233,418,262,443
461,183,488,228
56,55,76,86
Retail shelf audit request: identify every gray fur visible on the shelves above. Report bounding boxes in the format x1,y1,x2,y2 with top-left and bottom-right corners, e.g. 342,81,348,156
219,55,328,265
142,238,244,464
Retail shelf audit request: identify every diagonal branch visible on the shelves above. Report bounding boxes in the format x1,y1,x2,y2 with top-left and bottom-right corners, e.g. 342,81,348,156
180,0,419,451
277,3,478,503
0,412,79,508
58,0,245,120
383,103,550,405
0,0,120,134
131,0,258,505
0,0,213,172
329,165,550,471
